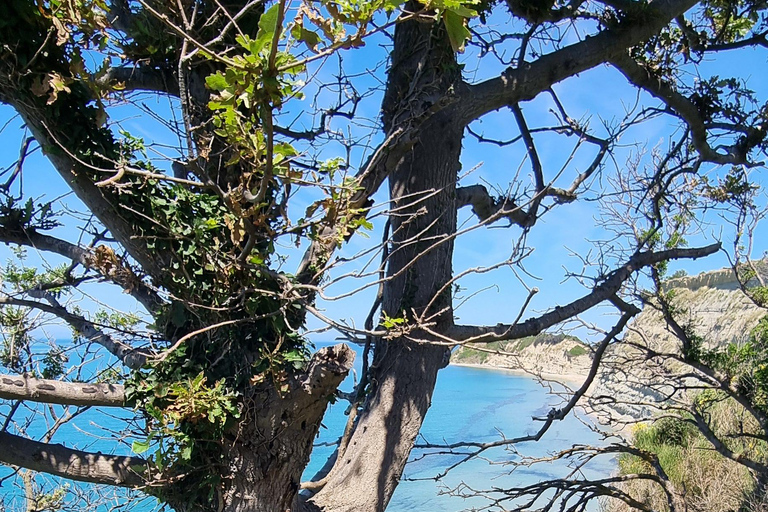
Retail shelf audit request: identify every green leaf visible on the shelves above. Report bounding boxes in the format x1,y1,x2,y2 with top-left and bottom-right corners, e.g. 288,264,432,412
179,444,193,461
205,72,228,91
132,439,151,454
291,25,322,53
274,142,298,157
254,4,281,55
447,5,476,17
443,10,470,53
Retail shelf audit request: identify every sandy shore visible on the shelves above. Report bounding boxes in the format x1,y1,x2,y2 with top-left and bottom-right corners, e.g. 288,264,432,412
450,361,588,387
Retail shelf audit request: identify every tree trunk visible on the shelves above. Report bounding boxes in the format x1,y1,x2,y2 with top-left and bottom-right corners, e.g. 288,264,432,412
305,8,462,511
161,345,355,512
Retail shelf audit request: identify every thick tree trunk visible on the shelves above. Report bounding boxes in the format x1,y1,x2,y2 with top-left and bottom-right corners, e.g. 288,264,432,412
305,8,462,511
165,345,354,512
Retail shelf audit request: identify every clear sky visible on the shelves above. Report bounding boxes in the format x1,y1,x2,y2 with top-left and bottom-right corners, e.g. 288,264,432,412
0,5,766,344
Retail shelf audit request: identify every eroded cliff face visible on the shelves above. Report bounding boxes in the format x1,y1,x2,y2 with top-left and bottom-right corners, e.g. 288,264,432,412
452,267,767,421
450,334,593,380
591,267,767,422
635,268,764,351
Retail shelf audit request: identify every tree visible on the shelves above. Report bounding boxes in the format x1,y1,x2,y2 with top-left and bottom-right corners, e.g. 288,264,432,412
463,264,768,512
0,1,765,511
441,186,768,511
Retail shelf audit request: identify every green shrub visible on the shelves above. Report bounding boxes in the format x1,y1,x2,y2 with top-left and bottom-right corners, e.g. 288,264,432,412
511,337,535,351
639,416,697,448
567,345,588,357
613,399,767,512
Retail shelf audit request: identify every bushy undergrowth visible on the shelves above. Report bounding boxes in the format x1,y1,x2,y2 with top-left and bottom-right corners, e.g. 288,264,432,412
610,398,768,512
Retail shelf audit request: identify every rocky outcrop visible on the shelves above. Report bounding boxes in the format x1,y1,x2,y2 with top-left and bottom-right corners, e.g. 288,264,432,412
452,266,767,421
450,333,592,379
591,266,767,421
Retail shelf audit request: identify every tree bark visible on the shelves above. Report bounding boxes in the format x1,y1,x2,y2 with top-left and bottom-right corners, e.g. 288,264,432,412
306,8,461,511
0,374,125,407
167,344,355,512
0,432,146,487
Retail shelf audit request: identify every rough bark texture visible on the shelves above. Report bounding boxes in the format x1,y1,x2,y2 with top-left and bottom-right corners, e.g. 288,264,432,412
171,344,356,512
0,374,125,407
0,431,146,487
1,1,754,511
306,9,460,512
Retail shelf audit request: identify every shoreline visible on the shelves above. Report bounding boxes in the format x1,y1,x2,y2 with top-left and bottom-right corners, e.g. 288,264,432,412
450,361,588,387
451,362,632,433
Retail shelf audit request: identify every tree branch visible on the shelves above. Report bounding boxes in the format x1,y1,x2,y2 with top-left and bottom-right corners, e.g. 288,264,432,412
689,409,767,474
457,0,698,124
5,113,172,285
704,30,768,52
0,431,146,487
0,374,125,407
0,296,149,369
0,226,164,314
609,53,761,165
95,65,178,96
412,312,635,482
448,243,720,343
455,184,528,226
295,122,426,284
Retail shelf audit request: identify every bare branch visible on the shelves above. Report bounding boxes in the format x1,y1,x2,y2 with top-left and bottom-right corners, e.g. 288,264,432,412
296,122,432,283
455,184,528,226
689,409,767,473
0,296,149,369
0,374,125,407
0,227,164,314
95,65,178,96
413,314,633,479
449,243,720,343
457,0,699,124
609,53,762,166
0,432,146,487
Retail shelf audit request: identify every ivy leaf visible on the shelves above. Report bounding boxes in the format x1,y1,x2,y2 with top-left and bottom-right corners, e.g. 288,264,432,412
179,444,193,461
170,301,187,328
443,10,471,53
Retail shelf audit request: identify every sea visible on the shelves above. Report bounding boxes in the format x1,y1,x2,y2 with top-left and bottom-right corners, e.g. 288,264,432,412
0,342,616,511
304,342,616,512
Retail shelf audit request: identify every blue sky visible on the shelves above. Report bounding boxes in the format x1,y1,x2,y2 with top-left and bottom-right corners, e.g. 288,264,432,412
0,6,766,344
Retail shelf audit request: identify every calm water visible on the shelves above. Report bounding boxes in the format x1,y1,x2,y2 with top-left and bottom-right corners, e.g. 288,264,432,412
0,342,615,511
305,343,615,511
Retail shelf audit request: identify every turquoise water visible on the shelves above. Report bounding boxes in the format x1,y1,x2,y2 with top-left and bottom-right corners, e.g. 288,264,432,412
0,343,615,511
305,343,615,511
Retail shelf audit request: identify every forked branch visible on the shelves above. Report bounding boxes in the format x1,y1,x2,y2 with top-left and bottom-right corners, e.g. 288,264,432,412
610,53,764,166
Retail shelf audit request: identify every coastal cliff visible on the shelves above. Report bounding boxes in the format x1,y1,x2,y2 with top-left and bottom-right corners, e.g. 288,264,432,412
592,267,766,420
450,333,593,380
452,266,767,420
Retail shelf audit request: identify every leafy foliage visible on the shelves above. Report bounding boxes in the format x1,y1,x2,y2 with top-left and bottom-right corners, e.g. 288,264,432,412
617,398,768,512
694,316,768,413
